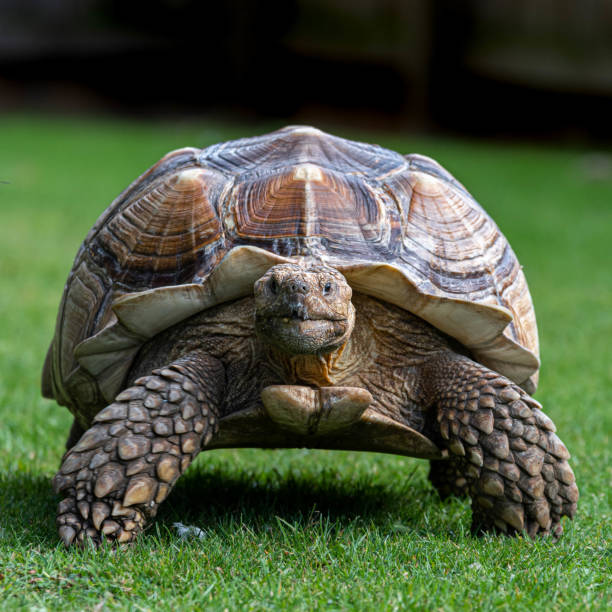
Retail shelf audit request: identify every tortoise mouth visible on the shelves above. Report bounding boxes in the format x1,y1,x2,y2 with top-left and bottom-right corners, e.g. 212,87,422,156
255,314,350,355
273,316,347,335
272,310,346,322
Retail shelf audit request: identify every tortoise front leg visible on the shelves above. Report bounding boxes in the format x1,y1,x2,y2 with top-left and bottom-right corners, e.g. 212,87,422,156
423,353,578,537
53,352,224,547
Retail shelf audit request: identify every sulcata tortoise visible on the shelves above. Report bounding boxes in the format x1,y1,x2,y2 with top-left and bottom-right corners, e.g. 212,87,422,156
44,126,578,547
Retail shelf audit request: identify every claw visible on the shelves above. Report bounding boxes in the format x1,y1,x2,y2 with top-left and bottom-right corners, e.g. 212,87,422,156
59,525,76,547
92,502,111,530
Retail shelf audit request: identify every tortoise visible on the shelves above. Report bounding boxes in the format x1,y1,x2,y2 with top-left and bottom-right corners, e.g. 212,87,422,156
44,125,578,547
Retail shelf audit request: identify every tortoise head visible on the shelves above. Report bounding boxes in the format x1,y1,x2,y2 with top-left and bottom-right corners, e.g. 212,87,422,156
254,264,355,355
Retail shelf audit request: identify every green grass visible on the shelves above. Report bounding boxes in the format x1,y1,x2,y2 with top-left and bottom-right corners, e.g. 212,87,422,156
0,114,610,610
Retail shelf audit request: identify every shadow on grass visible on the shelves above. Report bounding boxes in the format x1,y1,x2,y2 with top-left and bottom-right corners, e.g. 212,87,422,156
0,471,59,546
0,463,459,548
156,461,450,537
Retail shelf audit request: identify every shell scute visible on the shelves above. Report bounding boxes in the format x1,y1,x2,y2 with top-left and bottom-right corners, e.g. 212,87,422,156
229,164,398,258
95,167,225,288
385,165,538,377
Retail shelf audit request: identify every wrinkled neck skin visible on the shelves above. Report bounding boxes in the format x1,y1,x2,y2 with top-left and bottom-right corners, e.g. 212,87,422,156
263,321,369,387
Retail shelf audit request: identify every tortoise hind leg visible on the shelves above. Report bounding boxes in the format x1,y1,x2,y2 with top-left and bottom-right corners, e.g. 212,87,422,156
422,353,578,537
65,418,85,451
53,352,224,547
428,459,470,500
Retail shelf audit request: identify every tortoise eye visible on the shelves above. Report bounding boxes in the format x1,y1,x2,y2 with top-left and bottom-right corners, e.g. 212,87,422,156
323,281,333,295
269,278,278,295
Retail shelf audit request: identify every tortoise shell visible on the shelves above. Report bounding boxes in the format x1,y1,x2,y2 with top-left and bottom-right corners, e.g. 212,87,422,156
43,126,539,416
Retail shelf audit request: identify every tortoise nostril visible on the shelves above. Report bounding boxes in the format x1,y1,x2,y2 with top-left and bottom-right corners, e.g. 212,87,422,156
289,282,309,294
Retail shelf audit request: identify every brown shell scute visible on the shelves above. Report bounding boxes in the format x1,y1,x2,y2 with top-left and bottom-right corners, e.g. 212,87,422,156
44,149,226,407
94,167,225,290
228,163,399,259
397,164,538,362
200,126,405,178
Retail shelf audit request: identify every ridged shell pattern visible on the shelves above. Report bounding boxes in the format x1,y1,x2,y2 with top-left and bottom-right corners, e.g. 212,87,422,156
44,126,539,410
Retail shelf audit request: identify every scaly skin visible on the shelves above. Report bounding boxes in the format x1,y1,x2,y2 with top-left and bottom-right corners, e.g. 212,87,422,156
53,352,224,547
428,457,470,500
422,353,578,537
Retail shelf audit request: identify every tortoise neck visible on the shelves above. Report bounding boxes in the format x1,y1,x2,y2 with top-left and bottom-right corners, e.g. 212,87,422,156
264,324,369,387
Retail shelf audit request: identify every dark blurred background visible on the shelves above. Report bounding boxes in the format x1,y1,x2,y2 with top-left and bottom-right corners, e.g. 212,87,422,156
2,0,612,140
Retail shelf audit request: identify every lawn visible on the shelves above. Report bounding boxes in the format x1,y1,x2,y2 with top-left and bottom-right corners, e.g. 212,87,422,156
0,114,610,610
